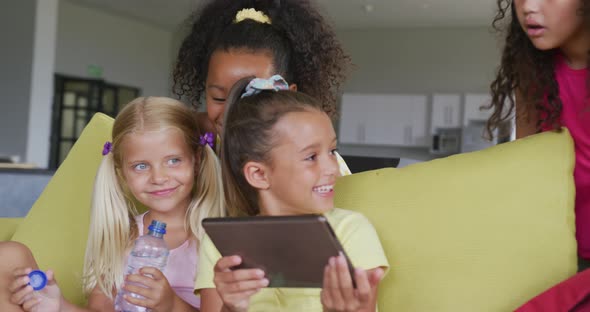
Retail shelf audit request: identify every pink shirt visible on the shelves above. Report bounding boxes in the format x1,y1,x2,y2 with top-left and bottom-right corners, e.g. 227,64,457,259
135,213,201,308
550,55,590,259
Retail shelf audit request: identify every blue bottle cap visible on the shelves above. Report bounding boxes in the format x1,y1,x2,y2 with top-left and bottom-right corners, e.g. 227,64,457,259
28,270,47,291
148,220,167,234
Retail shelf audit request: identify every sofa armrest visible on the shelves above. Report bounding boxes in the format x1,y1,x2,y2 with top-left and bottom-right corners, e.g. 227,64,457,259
0,218,23,241
335,128,577,311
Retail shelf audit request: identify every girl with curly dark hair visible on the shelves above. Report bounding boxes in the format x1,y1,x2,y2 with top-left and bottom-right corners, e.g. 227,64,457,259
172,1,352,174
487,0,590,266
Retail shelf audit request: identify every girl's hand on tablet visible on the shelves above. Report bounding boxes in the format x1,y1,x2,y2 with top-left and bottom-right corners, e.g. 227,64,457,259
321,253,384,312
214,256,269,312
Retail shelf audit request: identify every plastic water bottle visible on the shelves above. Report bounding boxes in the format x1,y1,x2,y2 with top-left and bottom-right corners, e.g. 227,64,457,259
114,220,169,312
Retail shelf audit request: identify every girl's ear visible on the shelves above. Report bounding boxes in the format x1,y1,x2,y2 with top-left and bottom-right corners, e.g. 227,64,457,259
243,161,270,190
289,83,297,91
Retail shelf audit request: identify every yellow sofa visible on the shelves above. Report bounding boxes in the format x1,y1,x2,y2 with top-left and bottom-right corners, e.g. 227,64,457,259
0,113,577,311
0,218,22,241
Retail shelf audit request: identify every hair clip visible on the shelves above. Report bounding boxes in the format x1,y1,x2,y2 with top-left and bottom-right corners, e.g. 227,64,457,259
199,132,215,148
234,8,271,24
241,75,289,98
102,141,112,156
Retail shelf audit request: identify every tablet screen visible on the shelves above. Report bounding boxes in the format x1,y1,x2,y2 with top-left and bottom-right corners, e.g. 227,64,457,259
202,214,355,288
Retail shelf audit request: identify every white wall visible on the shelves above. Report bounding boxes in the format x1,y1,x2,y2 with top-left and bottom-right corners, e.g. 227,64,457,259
0,0,36,163
338,27,501,94
336,27,502,160
2,7,503,166
14,0,174,168
170,19,192,104
26,0,58,168
55,0,174,97
14,0,175,168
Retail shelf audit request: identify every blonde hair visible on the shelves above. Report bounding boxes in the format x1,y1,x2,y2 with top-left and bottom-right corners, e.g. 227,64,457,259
82,97,225,298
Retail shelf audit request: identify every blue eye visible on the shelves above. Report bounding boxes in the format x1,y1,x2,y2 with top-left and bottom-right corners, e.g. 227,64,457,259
168,158,181,165
134,163,148,171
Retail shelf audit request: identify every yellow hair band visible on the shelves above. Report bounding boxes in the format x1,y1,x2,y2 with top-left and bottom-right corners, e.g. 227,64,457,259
234,8,272,25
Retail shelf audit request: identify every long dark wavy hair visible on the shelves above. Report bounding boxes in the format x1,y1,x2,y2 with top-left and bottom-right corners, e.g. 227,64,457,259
172,0,351,117
486,0,590,138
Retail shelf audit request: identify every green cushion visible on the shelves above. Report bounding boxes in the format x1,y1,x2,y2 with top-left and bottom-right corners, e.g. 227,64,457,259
0,218,22,241
335,129,577,311
11,113,114,305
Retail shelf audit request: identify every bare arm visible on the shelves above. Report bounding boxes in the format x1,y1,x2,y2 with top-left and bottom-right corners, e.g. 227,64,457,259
321,254,385,312
199,288,224,312
170,296,201,312
200,256,267,312
60,286,114,312
357,268,382,312
66,273,200,312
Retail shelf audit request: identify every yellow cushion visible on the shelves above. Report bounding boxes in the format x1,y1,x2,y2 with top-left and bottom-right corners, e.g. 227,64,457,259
335,129,577,311
11,113,114,306
0,218,22,241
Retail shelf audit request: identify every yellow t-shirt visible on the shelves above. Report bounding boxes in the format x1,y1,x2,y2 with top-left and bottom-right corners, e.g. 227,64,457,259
195,208,389,312
335,151,352,176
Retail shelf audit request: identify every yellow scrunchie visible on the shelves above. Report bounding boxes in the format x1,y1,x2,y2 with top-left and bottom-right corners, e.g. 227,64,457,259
234,8,272,25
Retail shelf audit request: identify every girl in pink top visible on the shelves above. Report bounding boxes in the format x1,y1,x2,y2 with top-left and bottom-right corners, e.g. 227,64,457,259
0,97,225,312
486,0,590,268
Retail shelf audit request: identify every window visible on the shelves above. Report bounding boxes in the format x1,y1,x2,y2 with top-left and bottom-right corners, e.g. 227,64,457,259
49,74,140,169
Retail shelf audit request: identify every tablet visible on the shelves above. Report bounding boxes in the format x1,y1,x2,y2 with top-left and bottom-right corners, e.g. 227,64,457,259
202,214,355,288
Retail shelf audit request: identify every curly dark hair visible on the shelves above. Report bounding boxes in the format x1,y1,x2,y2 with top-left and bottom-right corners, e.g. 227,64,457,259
172,0,351,117
486,0,590,138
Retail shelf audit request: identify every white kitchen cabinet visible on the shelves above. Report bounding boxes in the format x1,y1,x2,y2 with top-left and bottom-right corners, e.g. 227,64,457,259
338,94,368,144
339,93,429,147
430,93,462,133
463,93,493,127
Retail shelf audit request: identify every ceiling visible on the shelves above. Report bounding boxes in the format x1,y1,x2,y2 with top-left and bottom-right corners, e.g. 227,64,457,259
65,0,498,31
